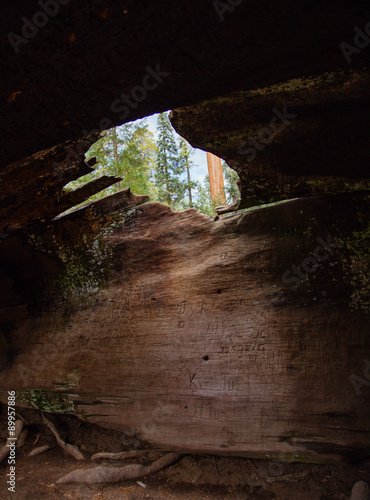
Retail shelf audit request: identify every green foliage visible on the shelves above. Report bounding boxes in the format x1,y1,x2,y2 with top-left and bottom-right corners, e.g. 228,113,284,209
154,112,187,208
17,390,75,413
223,161,241,204
117,124,157,195
177,138,197,209
66,114,221,216
193,176,214,215
69,120,156,199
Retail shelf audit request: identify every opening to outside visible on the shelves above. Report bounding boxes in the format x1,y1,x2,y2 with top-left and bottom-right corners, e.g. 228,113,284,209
64,112,240,216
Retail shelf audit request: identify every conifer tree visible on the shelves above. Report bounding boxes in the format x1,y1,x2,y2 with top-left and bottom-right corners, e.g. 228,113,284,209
154,113,185,207
178,138,197,208
74,120,156,199
222,161,241,203
193,176,213,215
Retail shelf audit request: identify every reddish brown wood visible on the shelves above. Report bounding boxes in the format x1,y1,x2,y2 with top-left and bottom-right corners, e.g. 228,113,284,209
0,194,369,464
206,152,226,205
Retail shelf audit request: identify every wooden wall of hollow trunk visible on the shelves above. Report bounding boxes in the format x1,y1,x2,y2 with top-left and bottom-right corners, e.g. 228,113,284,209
0,194,369,464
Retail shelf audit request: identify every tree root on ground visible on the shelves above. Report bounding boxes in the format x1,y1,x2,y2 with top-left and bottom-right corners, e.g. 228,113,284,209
0,420,23,464
91,450,149,461
28,445,51,457
42,413,84,461
17,428,28,448
57,452,182,484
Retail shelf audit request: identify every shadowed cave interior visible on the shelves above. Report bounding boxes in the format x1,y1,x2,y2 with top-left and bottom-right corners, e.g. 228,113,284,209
1,2,370,498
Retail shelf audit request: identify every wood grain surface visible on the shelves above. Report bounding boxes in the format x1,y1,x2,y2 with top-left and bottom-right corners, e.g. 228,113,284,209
1,196,369,464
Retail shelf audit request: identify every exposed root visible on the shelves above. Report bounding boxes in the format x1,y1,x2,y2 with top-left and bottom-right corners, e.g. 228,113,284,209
17,428,28,448
42,414,84,461
33,433,41,446
28,445,51,457
265,472,309,483
91,450,149,461
0,420,23,463
57,452,182,484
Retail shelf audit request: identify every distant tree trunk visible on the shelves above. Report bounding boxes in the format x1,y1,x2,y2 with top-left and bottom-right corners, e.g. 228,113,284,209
165,166,171,206
207,152,226,205
112,128,121,189
186,163,193,207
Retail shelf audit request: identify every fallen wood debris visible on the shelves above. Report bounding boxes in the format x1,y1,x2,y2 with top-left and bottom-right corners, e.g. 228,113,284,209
42,414,84,461
57,452,182,484
0,420,23,464
28,445,51,457
91,450,149,461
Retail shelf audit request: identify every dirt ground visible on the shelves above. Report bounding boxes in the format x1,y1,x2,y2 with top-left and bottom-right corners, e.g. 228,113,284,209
1,405,369,500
